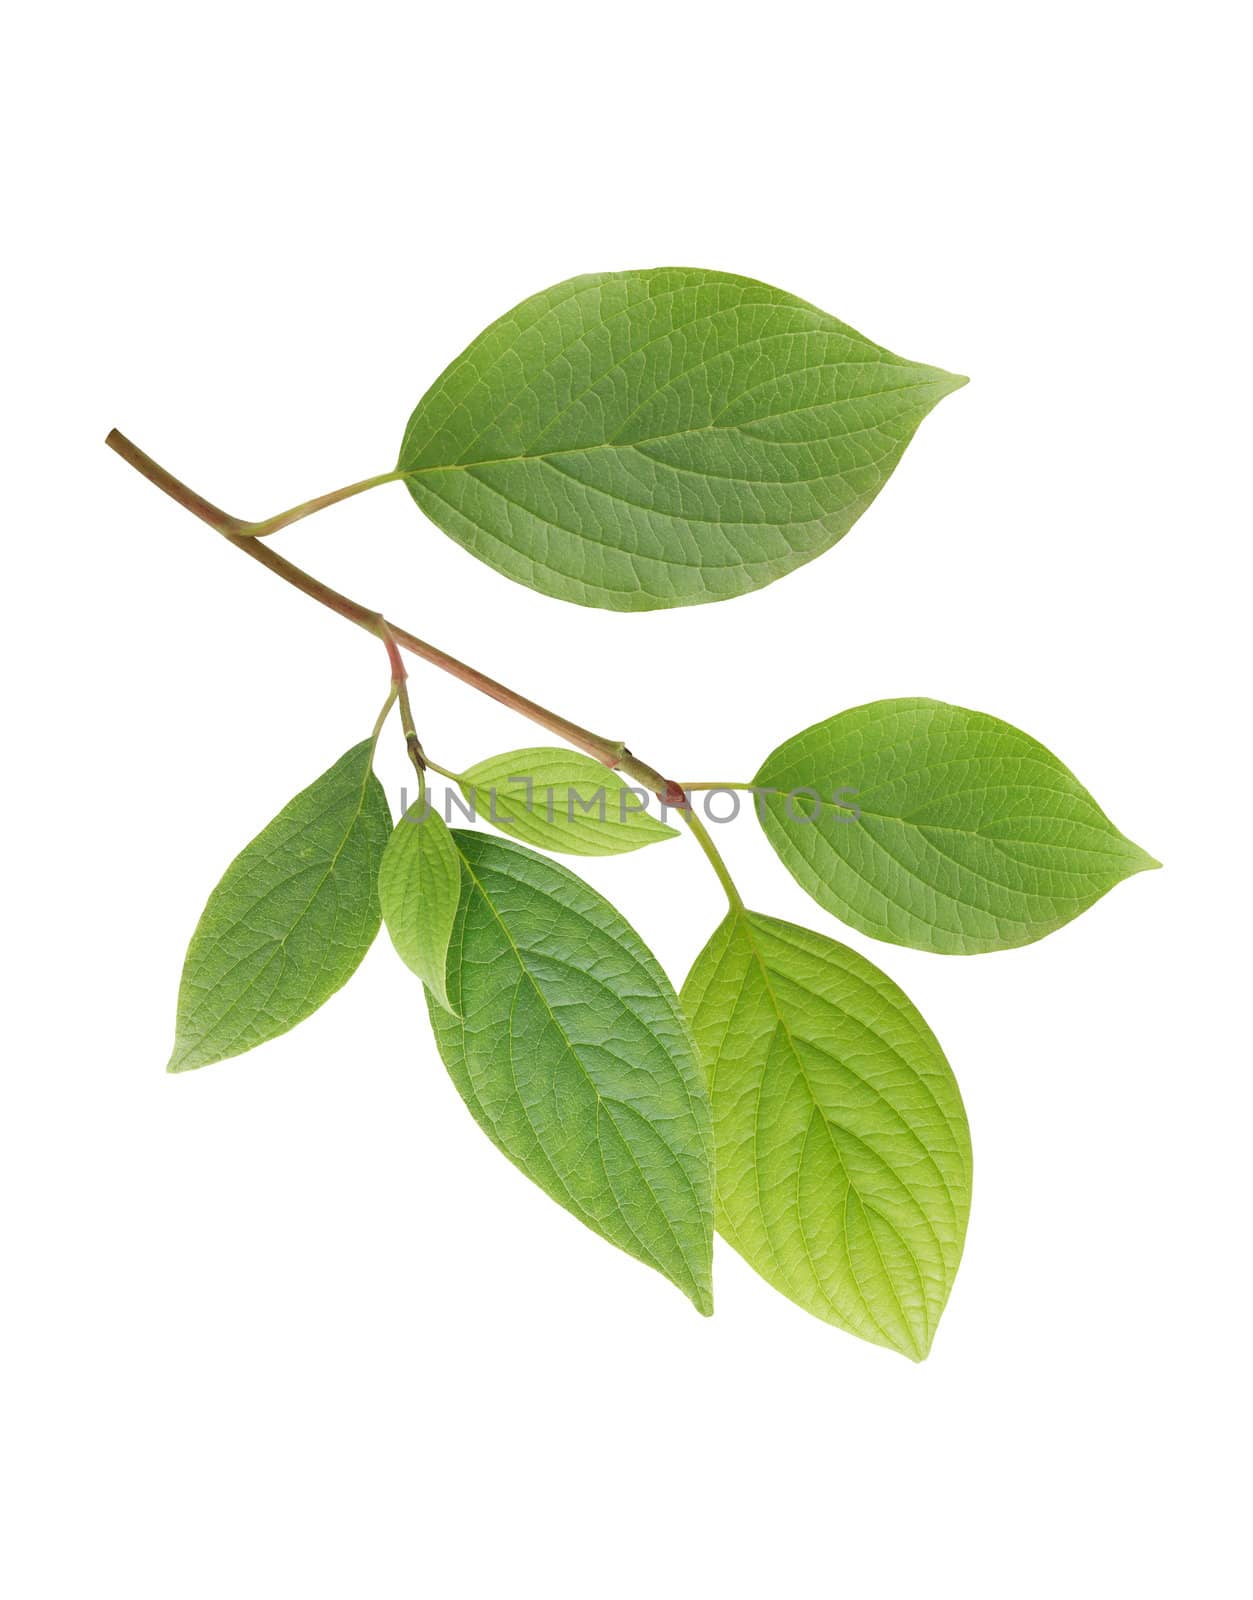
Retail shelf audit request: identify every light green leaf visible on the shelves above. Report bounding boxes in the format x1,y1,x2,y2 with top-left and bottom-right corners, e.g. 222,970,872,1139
459,746,678,856
428,831,714,1313
378,800,462,1012
681,909,970,1359
756,698,1159,955
168,741,393,1072
398,267,965,611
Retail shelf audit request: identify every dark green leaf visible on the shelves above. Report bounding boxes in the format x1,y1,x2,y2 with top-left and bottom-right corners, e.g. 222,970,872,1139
428,831,714,1312
168,742,392,1072
398,268,964,611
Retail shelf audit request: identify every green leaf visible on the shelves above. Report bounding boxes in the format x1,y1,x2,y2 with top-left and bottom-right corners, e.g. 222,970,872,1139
378,800,462,1012
756,698,1159,955
459,746,678,856
681,909,970,1359
428,831,714,1313
168,741,392,1072
397,267,965,611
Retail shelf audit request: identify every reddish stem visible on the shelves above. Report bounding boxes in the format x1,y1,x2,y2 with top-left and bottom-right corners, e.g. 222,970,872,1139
105,429,680,801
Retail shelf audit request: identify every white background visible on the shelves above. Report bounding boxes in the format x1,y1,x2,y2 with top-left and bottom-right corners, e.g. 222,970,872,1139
4,3,1248,1595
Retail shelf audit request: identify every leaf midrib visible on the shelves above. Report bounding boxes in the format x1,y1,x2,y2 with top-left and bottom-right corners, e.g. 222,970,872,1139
402,375,946,480
767,787,1137,853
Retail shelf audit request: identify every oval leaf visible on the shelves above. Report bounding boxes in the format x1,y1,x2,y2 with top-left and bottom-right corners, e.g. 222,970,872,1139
378,801,462,1012
168,741,392,1072
756,698,1159,954
681,909,971,1359
428,831,714,1313
398,268,965,611
459,747,677,856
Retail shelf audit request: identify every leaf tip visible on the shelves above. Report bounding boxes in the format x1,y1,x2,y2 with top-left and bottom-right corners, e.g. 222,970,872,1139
427,984,461,1020
690,1284,715,1318
1123,838,1162,876
166,1035,212,1073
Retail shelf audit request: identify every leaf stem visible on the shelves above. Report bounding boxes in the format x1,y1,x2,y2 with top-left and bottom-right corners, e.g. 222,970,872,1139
422,757,464,783
396,676,428,779
241,471,405,538
106,430,679,801
680,805,744,910
371,682,400,745
680,781,756,792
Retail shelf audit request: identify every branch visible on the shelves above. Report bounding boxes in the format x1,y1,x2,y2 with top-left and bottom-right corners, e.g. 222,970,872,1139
105,431,683,803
